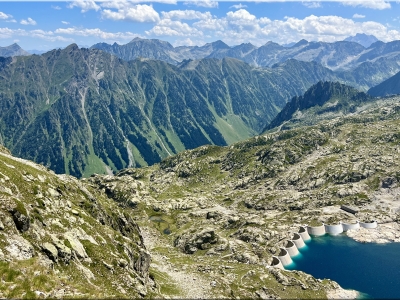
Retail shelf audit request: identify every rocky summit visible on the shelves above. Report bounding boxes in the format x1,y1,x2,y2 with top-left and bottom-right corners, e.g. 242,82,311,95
2,81,400,298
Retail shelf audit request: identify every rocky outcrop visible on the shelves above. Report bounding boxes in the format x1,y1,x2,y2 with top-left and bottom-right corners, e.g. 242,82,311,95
174,228,219,254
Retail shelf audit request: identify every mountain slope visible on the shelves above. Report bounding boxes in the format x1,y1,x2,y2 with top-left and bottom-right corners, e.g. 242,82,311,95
368,70,400,97
264,81,372,131
0,43,31,57
0,145,155,298
0,44,343,178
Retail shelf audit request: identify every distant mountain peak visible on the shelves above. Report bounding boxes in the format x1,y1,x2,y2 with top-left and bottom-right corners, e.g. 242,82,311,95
130,37,143,42
0,43,31,57
344,33,379,48
293,39,309,47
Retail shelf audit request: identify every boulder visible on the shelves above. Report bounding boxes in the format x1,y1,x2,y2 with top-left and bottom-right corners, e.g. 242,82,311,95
11,210,30,232
5,235,35,260
42,242,58,262
175,228,219,254
53,241,72,263
64,233,88,260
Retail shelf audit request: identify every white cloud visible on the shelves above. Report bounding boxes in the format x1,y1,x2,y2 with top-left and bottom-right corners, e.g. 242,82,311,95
51,5,62,10
0,12,13,20
101,3,160,22
353,13,366,18
302,2,322,8
339,0,390,10
0,27,73,42
230,3,247,9
20,18,37,26
161,10,212,20
173,37,203,47
184,1,218,8
146,8,400,46
62,21,70,25
68,0,100,13
146,19,203,36
55,27,142,41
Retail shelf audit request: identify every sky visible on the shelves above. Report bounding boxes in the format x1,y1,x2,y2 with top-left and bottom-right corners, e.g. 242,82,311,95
0,0,400,51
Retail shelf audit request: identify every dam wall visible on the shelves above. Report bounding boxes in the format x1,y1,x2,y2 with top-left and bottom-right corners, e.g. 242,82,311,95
286,240,300,257
271,256,284,269
278,248,293,266
307,224,326,236
292,233,306,248
342,221,360,231
360,221,378,229
324,223,344,235
298,226,311,241
271,220,378,269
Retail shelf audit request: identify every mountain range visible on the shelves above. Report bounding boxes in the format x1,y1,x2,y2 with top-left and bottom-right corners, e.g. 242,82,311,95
1,37,400,178
0,44,344,178
90,36,400,73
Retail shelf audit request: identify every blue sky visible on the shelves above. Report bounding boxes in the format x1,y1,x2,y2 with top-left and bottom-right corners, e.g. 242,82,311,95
0,0,399,51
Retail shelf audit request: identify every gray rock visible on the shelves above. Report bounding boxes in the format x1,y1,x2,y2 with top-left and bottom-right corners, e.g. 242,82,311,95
42,242,58,262
53,241,72,263
5,235,35,260
11,210,30,232
47,188,60,198
119,258,128,268
64,233,88,260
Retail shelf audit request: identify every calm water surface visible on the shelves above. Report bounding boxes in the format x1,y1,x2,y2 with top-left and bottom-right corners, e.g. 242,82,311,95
286,234,400,299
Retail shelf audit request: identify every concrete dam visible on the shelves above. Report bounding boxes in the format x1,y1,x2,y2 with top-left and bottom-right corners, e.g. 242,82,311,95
271,221,378,269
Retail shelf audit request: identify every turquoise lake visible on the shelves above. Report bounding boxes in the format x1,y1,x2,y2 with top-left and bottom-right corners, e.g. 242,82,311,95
286,234,400,299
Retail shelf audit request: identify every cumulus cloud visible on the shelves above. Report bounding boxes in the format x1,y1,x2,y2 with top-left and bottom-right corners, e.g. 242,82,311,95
146,19,203,36
62,21,70,24
230,3,247,9
146,8,400,46
0,12,13,20
68,0,100,12
353,13,366,18
161,10,212,20
55,27,142,41
20,18,37,25
101,3,160,22
51,5,62,10
339,0,390,10
302,2,322,8
184,1,218,8
0,27,72,42
173,37,203,46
